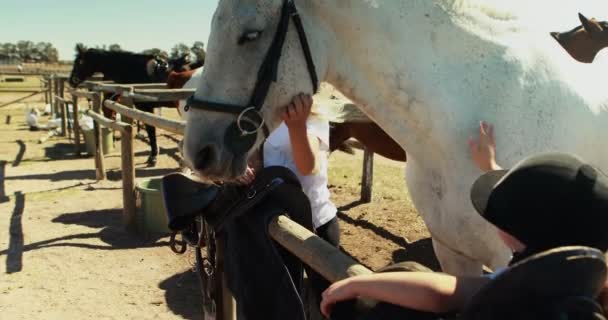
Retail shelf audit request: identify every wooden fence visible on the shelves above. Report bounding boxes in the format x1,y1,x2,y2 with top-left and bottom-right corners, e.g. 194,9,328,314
64,82,374,319
3,73,375,204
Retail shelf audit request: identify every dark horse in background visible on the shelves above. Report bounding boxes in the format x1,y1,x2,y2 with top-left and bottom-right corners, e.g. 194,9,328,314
68,44,199,166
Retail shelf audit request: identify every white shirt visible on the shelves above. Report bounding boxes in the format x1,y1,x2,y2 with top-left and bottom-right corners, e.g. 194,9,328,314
263,117,337,228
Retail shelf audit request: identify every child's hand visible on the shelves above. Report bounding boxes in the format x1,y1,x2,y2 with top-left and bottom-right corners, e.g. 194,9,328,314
468,121,500,172
320,278,358,318
234,166,256,185
282,94,313,129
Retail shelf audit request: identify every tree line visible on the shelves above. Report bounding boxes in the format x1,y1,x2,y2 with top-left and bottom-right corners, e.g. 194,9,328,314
0,41,206,63
0,41,59,63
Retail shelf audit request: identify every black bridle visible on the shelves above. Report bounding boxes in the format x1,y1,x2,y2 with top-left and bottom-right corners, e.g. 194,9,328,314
185,0,319,155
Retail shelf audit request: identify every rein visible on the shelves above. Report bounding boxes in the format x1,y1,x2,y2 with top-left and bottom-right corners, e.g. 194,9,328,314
185,0,318,154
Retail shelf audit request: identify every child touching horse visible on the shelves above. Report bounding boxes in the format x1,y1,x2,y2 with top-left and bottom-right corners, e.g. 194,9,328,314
236,93,339,243
236,93,340,303
321,122,608,319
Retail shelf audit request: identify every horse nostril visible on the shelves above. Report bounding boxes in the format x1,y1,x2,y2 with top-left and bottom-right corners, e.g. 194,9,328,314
194,145,216,171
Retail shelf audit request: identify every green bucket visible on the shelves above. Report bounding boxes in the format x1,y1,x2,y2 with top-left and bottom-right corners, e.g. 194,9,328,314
136,178,170,234
82,128,114,156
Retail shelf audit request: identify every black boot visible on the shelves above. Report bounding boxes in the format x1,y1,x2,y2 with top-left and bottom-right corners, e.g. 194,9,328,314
146,154,158,167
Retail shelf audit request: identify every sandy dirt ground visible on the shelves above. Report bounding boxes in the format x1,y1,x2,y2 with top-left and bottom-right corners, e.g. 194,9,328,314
0,90,434,319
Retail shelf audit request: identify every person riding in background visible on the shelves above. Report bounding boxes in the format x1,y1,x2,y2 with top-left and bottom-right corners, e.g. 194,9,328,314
320,122,608,319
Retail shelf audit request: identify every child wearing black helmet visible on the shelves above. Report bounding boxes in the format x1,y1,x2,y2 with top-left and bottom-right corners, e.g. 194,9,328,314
321,122,608,318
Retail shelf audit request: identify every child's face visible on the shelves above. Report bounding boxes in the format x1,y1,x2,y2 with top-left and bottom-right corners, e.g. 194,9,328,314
497,229,526,253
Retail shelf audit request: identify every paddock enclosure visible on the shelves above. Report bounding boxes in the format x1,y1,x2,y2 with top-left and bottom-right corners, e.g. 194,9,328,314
0,72,431,319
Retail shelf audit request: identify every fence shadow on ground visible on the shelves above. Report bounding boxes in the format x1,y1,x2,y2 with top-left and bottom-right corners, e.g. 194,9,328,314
44,142,79,160
159,269,203,320
391,238,441,272
336,209,409,249
13,140,26,167
0,209,170,265
0,161,8,203
5,191,25,274
338,200,440,270
5,169,95,182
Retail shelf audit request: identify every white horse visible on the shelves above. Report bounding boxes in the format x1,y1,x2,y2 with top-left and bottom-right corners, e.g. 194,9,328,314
183,0,608,275
178,67,204,118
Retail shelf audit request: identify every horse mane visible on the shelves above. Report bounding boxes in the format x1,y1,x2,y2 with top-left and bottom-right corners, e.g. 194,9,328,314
444,0,519,21
85,48,155,60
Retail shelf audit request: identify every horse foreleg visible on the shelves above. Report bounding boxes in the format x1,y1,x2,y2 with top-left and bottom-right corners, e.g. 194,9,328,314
145,124,158,156
432,238,482,276
138,106,158,166
406,157,511,276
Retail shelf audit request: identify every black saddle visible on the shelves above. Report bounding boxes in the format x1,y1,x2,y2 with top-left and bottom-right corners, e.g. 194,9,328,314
461,246,607,320
161,166,302,233
334,247,608,320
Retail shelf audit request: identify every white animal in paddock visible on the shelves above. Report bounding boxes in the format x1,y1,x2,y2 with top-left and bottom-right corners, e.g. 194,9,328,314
183,0,608,275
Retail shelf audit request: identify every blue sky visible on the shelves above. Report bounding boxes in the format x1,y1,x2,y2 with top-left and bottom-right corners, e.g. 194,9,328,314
0,0,216,60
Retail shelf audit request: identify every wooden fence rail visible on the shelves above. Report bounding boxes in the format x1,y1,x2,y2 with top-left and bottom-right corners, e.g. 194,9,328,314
133,88,195,101
69,89,97,100
104,100,185,135
0,90,46,109
100,93,372,277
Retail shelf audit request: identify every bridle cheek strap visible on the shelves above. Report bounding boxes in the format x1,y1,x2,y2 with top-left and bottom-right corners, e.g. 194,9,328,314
186,0,319,148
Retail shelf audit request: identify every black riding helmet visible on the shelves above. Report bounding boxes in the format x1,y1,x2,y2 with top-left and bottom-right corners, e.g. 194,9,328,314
470,152,608,258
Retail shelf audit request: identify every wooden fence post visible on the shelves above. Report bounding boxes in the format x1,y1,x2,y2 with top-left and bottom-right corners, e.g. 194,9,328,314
72,95,81,155
120,97,138,233
59,79,67,136
361,147,374,203
43,76,49,105
53,95,65,137
92,93,106,180
51,76,57,116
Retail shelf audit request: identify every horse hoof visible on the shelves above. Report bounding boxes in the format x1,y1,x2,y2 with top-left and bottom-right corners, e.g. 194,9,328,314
147,155,157,167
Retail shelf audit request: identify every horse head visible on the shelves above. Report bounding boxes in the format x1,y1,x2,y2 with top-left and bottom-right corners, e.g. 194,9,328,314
183,0,329,179
68,44,98,87
551,13,608,63
168,53,192,72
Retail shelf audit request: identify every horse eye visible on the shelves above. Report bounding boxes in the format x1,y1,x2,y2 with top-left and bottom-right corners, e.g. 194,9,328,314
238,31,263,45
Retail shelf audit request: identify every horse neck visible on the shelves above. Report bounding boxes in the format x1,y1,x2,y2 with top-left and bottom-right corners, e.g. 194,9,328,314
304,0,513,156
92,52,152,83
589,38,608,62
558,36,607,63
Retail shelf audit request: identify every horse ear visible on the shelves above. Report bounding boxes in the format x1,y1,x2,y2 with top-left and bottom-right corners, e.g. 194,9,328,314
579,13,603,35
75,43,86,54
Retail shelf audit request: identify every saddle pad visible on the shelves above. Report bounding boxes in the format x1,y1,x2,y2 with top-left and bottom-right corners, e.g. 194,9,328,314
161,173,220,231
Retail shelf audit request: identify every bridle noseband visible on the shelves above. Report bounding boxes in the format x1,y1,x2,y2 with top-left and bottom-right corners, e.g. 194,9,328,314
185,0,319,154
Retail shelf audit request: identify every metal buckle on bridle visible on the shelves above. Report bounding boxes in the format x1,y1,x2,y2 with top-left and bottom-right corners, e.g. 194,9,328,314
236,107,265,136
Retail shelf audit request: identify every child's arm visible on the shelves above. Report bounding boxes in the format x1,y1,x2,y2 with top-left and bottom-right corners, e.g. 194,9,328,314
320,272,488,317
599,281,608,312
468,121,502,172
283,94,320,175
